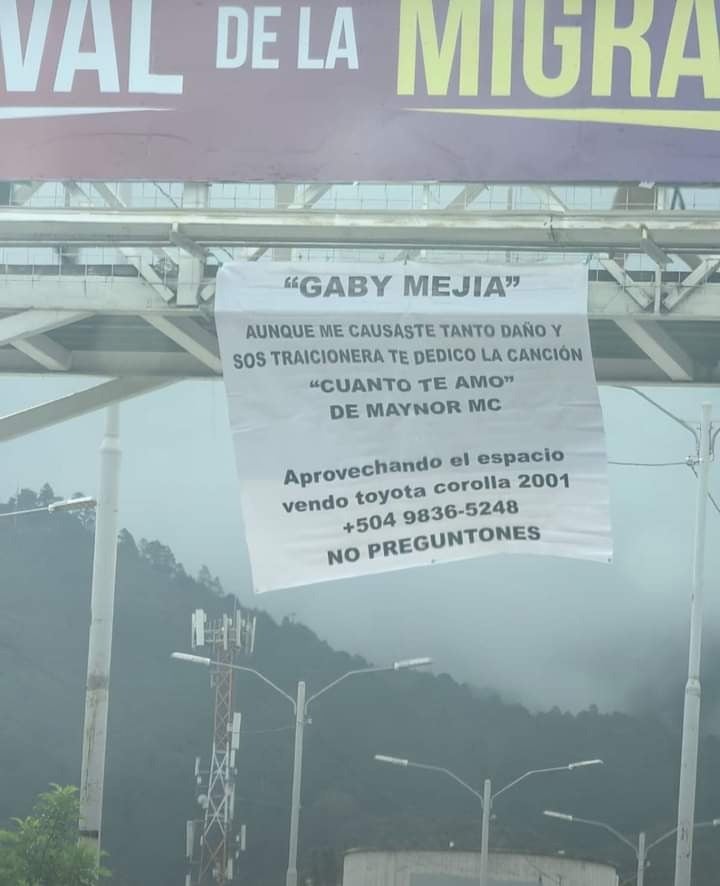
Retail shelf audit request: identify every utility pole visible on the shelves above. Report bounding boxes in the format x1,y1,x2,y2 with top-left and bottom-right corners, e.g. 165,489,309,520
637,832,646,886
479,779,491,886
79,406,121,863
674,403,713,886
286,681,306,886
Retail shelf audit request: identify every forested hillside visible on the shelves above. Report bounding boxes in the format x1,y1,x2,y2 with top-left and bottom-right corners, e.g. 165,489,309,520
1,488,719,886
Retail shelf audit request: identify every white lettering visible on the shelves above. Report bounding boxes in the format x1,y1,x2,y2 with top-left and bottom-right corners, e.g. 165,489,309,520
252,6,281,70
129,0,184,94
54,0,119,93
0,0,52,91
217,7,249,68
297,7,324,69
327,7,358,69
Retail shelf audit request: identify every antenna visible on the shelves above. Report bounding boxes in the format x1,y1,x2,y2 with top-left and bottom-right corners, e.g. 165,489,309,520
230,713,242,770
186,821,196,861
185,606,255,886
249,617,256,654
191,609,206,650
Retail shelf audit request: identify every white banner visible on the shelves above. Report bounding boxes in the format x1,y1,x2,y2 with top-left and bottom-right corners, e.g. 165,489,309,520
215,262,611,592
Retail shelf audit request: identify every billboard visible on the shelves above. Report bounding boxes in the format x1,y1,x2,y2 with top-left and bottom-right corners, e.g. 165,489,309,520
215,261,611,593
1,0,720,182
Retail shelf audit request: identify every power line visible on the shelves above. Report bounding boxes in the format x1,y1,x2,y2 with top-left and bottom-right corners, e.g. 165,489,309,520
608,460,720,515
609,385,699,444
243,724,294,736
608,387,720,513
687,464,720,518
608,461,688,468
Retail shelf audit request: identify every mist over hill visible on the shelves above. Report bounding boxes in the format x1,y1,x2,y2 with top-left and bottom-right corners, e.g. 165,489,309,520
2,487,720,886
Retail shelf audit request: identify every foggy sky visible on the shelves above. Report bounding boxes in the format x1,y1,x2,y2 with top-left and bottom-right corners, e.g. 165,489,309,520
2,377,720,714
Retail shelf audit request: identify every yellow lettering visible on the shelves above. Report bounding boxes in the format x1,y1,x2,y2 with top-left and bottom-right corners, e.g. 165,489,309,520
397,0,481,96
491,0,514,96
592,0,653,97
523,0,582,99
658,0,720,99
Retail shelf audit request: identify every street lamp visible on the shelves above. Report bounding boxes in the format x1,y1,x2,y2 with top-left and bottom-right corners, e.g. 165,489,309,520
544,810,720,886
374,754,603,886
0,496,96,518
609,393,718,886
173,652,432,886
0,486,109,862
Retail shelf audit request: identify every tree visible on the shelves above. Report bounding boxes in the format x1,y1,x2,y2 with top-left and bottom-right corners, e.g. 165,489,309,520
4,489,720,886
139,539,178,574
37,485,60,508
12,489,38,512
0,785,106,886
118,529,139,557
198,565,223,595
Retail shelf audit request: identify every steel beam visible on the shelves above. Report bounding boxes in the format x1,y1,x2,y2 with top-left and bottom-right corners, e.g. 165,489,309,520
665,259,720,312
242,183,334,265
12,182,43,205
444,184,489,211
0,275,174,312
0,342,716,386
398,184,489,260
0,278,719,384
90,183,177,302
640,224,671,266
530,185,568,212
7,276,720,318
0,349,215,377
0,309,90,344
0,377,174,442
614,318,695,382
143,315,222,374
3,209,720,254
598,259,653,309
289,184,333,209
12,334,72,371
176,183,209,305
0,332,716,386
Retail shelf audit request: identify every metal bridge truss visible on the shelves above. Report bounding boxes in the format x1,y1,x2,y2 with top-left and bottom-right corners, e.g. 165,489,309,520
2,180,720,440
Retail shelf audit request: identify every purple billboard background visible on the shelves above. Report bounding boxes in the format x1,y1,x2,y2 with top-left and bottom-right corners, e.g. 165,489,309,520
1,0,719,182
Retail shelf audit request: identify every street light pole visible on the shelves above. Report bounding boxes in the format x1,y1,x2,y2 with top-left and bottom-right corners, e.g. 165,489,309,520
375,756,602,886
479,779,491,886
173,653,431,886
286,680,306,886
0,496,96,518
637,831,646,886
610,394,719,886
545,810,720,886
0,486,105,859
675,402,713,886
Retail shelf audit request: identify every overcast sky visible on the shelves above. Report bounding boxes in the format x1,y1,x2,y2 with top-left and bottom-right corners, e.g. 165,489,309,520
3,377,720,714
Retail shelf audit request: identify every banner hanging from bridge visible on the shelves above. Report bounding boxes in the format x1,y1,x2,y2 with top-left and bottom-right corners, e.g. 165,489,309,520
215,262,612,593
0,1,719,182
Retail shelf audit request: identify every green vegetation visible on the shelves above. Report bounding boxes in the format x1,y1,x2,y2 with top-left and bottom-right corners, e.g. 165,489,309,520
1,487,719,886
0,785,104,886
